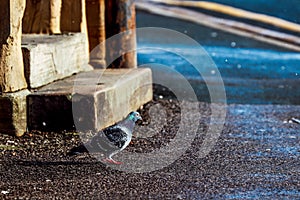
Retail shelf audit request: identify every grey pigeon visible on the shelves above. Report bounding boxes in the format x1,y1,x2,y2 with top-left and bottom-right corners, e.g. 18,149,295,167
68,111,142,165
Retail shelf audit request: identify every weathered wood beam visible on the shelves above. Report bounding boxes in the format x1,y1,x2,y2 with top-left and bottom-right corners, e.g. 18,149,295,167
136,1,300,52
105,0,137,68
0,0,27,93
148,0,300,34
22,33,91,89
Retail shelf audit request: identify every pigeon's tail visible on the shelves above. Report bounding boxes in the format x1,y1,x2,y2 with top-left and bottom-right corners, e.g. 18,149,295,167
67,144,88,156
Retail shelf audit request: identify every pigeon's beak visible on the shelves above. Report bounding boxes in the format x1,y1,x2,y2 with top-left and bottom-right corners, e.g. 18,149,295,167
136,116,142,125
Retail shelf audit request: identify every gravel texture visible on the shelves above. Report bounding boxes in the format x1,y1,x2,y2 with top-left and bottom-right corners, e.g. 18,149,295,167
0,86,300,199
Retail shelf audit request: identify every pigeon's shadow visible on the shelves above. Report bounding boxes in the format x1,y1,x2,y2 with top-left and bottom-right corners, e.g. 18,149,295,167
15,160,99,166
11,157,106,168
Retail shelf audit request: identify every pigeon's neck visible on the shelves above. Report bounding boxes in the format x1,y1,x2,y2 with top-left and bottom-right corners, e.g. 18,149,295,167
118,119,135,133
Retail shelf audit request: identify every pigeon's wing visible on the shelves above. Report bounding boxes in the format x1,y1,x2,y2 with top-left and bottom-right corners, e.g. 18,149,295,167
87,126,128,154
103,126,128,148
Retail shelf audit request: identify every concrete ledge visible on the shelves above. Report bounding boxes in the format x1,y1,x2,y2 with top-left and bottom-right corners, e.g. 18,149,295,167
0,90,30,136
28,68,153,131
22,33,92,89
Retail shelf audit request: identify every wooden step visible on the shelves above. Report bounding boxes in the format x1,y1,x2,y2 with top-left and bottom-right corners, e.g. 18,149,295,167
22,33,92,89
27,68,153,132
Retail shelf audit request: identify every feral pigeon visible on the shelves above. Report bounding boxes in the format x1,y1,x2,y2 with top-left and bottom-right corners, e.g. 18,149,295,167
68,111,142,165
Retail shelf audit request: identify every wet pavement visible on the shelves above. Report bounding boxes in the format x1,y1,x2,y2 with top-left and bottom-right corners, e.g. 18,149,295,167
0,92,299,199
137,44,300,105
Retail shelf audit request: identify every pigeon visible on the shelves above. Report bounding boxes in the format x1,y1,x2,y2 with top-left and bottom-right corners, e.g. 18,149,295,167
68,111,142,165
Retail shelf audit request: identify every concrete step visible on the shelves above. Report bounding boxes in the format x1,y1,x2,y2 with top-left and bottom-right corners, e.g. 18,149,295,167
27,68,153,132
22,33,92,89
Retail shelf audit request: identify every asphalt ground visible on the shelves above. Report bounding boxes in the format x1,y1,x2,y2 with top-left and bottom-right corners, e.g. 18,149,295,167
0,87,299,199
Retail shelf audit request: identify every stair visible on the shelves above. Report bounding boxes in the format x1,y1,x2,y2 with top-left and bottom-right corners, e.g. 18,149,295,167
22,33,92,89
27,68,153,132
0,33,152,136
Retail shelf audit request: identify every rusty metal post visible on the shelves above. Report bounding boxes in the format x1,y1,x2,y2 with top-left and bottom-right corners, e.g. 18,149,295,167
86,0,106,68
105,0,137,68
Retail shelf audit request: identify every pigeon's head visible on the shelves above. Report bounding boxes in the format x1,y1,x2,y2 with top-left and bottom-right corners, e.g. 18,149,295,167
128,111,142,123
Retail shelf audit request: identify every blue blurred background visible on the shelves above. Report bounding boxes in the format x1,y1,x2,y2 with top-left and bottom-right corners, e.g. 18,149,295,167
136,0,300,104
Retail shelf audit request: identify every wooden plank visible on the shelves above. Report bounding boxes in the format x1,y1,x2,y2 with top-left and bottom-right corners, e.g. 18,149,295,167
148,0,300,34
22,33,92,89
136,1,300,52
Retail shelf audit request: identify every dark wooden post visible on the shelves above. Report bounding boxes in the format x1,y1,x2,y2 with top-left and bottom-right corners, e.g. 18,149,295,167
105,0,137,68
23,0,61,34
86,0,106,68
60,0,89,57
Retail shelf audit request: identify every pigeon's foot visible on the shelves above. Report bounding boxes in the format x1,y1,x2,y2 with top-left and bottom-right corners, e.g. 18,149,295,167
102,158,123,165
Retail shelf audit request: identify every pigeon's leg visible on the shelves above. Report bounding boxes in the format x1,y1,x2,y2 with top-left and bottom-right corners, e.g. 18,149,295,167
102,153,123,165
102,158,123,165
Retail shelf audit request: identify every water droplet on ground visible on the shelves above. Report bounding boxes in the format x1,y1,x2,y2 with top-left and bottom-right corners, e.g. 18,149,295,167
231,42,236,47
211,32,218,37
